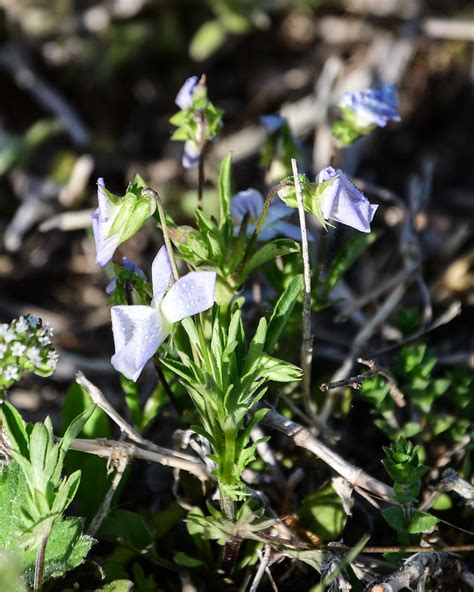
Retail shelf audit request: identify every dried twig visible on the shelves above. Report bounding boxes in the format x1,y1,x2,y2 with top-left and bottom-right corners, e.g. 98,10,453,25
76,372,147,446
249,545,273,592
87,453,128,536
365,552,474,592
320,359,404,406
68,437,210,482
262,409,395,502
357,359,405,407
438,469,474,508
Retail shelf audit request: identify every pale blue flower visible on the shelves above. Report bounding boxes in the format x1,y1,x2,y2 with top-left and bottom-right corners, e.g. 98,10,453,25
230,189,307,241
106,257,147,295
111,246,216,381
91,178,156,267
339,84,401,128
260,115,286,134
175,76,199,110
91,178,121,267
316,166,378,233
182,140,200,169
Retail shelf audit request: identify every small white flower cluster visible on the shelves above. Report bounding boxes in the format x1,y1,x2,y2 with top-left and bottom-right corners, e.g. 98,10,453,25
0,314,59,390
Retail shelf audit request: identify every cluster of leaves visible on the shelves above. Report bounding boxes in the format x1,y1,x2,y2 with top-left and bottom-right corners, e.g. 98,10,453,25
382,439,438,545
0,402,94,589
170,78,223,151
169,154,301,294
360,341,473,457
162,285,302,504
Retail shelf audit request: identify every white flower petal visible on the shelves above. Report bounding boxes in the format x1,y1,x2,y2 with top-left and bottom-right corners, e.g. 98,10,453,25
160,271,216,324
111,305,171,381
151,246,173,305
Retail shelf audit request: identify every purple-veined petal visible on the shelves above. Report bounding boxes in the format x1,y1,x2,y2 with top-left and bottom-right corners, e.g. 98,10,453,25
230,189,264,224
260,114,286,134
97,178,115,223
151,246,173,305
176,76,199,110
111,305,171,381
182,140,200,169
316,167,378,233
91,207,121,267
160,271,216,324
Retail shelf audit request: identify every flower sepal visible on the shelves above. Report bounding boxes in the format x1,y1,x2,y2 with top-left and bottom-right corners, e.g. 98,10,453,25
92,175,156,267
277,173,331,229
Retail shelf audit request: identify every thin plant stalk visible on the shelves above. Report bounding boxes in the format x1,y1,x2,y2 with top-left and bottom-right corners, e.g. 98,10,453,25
197,110,207,210
34,535,48,592
142,187,179,281
238,182,291,274
291,158,316,417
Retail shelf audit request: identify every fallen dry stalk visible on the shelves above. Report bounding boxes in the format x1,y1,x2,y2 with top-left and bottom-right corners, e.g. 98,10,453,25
438,469,474,508
262,409,395,502
69,437,210,482
366,552,474,592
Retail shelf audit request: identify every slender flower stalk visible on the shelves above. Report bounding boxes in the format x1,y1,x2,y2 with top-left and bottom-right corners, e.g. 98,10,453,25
292,159,316,417
141,187,179,281
238,183,292,274
197,109,207,210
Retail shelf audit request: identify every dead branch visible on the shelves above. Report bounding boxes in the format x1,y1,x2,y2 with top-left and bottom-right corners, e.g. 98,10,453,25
68,437,210,482
262,409,395,503
365,552,474,592
438,469,474,508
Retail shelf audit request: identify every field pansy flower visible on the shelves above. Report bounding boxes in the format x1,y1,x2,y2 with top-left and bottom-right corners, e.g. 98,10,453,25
91,178,156,267
111,246,216,381
175,76,199,110
231,189,306,241
339,84,401,128
316,166,378,233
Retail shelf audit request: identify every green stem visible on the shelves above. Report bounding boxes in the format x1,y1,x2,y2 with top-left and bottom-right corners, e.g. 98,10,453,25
219,427,237,521
237,182,291,274
34,535,48,592
142,187,179,281
197,110,207,210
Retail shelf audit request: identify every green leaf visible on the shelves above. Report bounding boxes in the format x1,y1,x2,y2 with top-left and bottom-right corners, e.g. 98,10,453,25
259,354,302,382
20,517,93,586
0,551,26,592
61,383,112,520
0,461,27,550
0,401,29,458
266,274,303,353
60,405,96,456
99,510,153,550
298,484,347,541
189,20,227,61
218,153,232,225
407,511,439,534
431,493,452,511
316,232,378,306
61,383,110,440
173,551,205,568
96,580,135,592
382,506,406,533
239,239,300,282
